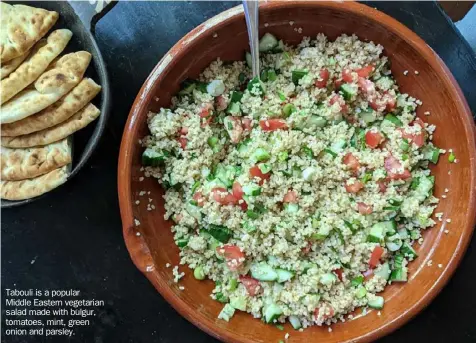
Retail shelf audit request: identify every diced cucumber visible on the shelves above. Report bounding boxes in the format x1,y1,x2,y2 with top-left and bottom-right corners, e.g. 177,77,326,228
340,83,358,101
401,242,418,259
245,51,252,68
230,91,243,103
276,269,294,283
263,302,283,323
242,183,261,196
258,163,272,174
207,79,225,96
367,296,384,309
355,285,367,299
448,152,456,163
278,151,289,161
307,115,327,128
400,138,410,152
218,304,236,322
207,136,220,151
277,91,286,101
251,262,278,281
389,267,407,282
237,138,251,154
207,224,232,243
142,148,167,167
282,103,297,117
215,164,237,188
291,70,308,85
227,102,241,115
414,175,434,202
330,139,347,154
230,295,247,311
423,145,440,164
186,203,202,221
302,167,317,181
289,315,302,330
360,108,377,124
319,272,337,286
285,203,299,213
203,179,226,194
246,210,260,219
351,275,364,287
374,262,391,280
367,222,388,243
267,69,277,81
243,221,256,233
252,147,271,162
178,78,197,95
384,114,403,127
259,33,279,52
215,292,229,303
176,238,189,248
386,234,403,252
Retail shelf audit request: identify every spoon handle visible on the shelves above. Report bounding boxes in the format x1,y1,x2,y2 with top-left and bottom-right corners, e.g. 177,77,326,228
243,0,260,77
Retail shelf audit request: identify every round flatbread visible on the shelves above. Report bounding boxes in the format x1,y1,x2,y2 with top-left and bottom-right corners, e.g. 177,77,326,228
0,3,58,63
0,51,92,124
1,139,72,181
1,165,69,200
1,78,101,136
1,29,73,104
1,103,100,148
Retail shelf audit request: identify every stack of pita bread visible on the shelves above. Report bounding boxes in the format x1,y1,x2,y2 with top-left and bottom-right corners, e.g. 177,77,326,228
0,2,102,201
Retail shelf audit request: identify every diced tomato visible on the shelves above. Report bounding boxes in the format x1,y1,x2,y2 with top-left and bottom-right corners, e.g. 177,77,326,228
342,68,355,83
216,245,245,271
249,165,271,185
239,275,261,296
226,116,244,144
355,64,375,78
400,118,426,148
342,153,360,174
215,95,228,111
301,241,312,255
357,202,373,215
382,92,396,111
334,78,343,90
178,136,187,149
365,130,384,149
314,304,335,321
357,77,376,95
241,118,253,131
314,68,330,88
259,119,288,131
384,155,411,180
345,180,364,193
333,268,344,282
239,201,248,211
199,103,213,118
193,192,205,207
329,94,349,114
232,182,244,200
178,127,188,135
369,245,384,268
211,187,238,205
283,190,298,203
377,180,388,193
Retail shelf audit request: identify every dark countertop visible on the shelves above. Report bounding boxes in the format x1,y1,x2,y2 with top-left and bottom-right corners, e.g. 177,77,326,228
2,2,476,343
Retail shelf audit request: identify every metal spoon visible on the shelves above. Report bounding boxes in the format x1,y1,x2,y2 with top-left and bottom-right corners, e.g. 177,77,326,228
243,0,260,78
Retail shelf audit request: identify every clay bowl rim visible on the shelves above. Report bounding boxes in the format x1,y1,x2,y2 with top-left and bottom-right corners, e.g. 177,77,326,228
118,2,476,342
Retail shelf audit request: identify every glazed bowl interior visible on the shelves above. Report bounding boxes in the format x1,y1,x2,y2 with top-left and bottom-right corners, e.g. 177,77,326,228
119,3,476,343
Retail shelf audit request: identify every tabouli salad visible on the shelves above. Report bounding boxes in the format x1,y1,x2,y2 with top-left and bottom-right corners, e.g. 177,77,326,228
141,33,443,329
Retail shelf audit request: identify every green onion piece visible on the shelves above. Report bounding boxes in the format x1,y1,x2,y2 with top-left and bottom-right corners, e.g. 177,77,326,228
260,69,268,82
207,225,232,243
302,146,314,159
246,210,260,219
189,200,198,206
275,324,284,331
448,152,456,163
291,70,308,85
384,114,403,127
278,91,286,102
230,91,244,103
324,148,337,158
267,69,277,82
208,136,219,148
361,172,372,183
215,292,228,303
191,181,201,195
351,275,364,287
402,153,409,161
176,238,189,248
282,103,297,117
400,138,410,152
278,151,289,161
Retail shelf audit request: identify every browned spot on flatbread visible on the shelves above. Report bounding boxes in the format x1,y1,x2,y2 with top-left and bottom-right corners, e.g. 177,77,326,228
56,73,65,81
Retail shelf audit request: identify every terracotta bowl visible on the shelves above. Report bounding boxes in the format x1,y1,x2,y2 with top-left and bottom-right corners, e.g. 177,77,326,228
118,2,476,342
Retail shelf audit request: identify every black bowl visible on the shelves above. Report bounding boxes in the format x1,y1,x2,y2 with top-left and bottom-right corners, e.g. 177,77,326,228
1,1,114,208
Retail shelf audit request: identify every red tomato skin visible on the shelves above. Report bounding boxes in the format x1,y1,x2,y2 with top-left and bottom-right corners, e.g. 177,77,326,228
249,165,270,185
384,155,412,180
358,77,376,95
216,245,245,271
211,187,238,205
193,192,205,207
315,68,330,88
357,202,373,215
241,118,253,131
355,64,374,78
365,130,384,148
283,190,298,203
178,137,187,149
343,153,360,173
333,268,344,282
342,68,355,83
369,246,384,268
345,180,364,193
259,119,288,131
377,180,388,193
239,275,261,296
232,182,244,200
